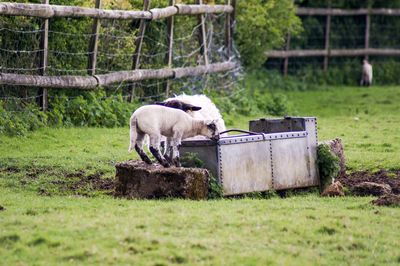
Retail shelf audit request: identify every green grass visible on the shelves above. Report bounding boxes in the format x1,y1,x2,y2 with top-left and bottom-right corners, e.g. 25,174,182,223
1,189,400,265
286,86,400,171
1,86,400,265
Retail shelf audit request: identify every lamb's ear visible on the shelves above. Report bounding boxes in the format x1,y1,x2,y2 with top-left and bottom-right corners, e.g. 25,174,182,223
183,103,202,112
154,101,166,106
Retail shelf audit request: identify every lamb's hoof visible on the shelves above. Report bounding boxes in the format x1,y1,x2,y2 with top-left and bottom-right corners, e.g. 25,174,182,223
173,158,181,167
161,160,171,168
143,159,152,165
164,155,173,164
162,163,171,168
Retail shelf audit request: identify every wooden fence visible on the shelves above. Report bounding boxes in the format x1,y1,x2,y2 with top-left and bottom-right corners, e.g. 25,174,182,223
266,7,400,75
0,1,237,110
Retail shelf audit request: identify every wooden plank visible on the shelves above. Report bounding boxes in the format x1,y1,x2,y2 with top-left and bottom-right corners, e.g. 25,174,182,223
175,4,233,15
1,73,99,89
96,69,174,86
0,2,151,19
323,13,331,71
0,2,233,19
266,48,400,58
197,0,209,66
365,12,371,60
174,61,235,78
150,6,177,20
37,0,49,111
87,0,102,75
0,62,236,88
224,0,231,58
164,0,175,97
296,7,400,16
283,34,291,76
129,0,151,102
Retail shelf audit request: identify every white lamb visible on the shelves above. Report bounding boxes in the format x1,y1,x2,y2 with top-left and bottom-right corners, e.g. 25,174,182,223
128,105,219,167
157,94,228,138
360,59,373,86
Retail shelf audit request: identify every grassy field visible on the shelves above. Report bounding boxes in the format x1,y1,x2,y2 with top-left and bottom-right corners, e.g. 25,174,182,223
1,86,400,265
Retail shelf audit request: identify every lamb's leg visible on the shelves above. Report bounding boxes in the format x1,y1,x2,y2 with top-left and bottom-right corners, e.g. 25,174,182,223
164,138,174,164
135,135,152,164
171,136,182,167
149,134,170,167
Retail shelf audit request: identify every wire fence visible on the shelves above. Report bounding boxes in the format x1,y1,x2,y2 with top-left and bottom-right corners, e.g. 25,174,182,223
266,7,400,77
0,1,241,113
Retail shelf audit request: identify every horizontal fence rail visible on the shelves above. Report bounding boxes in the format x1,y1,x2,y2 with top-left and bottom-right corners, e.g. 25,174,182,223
266,48,400,58
297,7,400,16
0,62,236,89
0,2,233,20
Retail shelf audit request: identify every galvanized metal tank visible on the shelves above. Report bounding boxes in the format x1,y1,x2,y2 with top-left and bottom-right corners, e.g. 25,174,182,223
180,117,319,196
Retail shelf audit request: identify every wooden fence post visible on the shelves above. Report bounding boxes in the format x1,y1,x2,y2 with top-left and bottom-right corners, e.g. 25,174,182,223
224,0,236,58
323,10,331,71
196,0,209,66
164,0,175,97
283,33,291,76
129,0,151,102
365,11,371,60
87,0,102,75
37,0,49,111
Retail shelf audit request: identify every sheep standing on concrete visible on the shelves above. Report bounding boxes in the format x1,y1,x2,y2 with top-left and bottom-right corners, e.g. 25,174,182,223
128,105,219,167
360,59,373,86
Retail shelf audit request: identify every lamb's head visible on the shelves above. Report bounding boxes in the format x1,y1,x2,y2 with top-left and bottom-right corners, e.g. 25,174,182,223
155,100,202,112
200,120,219,140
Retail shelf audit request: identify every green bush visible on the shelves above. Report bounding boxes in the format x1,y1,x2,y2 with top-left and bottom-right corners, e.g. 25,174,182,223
210,79,295,118
317,144,340,191
1,81,295,136
0,90,140,136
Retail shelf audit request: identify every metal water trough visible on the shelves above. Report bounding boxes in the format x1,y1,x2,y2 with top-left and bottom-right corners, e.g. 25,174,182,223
179,117,319,196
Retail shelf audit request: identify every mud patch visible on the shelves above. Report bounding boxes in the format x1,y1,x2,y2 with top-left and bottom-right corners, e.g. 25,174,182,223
2,165,114,197
372,194,400,207
337,170,400,195
41,171,115,196
67,171,114,191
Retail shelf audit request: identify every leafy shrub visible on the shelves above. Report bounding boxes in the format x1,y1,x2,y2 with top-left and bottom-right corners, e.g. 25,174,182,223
317,144,340,190
181,153,205,168
0,74,296,136
208,174,223,199
210,80,294,118
0,90,140,136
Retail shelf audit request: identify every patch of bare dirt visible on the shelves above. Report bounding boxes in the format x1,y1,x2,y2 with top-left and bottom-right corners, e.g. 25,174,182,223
372,194,400,207
2,166,115,196
337,170,400,195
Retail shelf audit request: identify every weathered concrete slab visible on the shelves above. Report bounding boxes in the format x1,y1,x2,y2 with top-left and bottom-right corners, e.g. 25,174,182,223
115,160,209,200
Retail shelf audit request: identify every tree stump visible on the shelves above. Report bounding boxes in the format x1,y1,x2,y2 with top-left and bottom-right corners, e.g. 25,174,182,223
321,181,345,197
114,160,210,200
